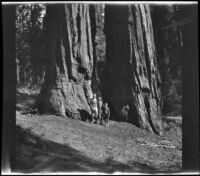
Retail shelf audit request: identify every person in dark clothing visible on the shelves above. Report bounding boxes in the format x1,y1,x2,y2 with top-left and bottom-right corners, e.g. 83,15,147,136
102,103,110,126
122,105,129,121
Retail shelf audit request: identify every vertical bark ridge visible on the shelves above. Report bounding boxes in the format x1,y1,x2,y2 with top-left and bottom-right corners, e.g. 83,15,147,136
37,4,93,119
105,4,164,135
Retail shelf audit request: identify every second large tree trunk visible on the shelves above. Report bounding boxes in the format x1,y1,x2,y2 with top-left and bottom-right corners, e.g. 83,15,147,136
152,5,182,115
104,4,164,135
37,4,93,119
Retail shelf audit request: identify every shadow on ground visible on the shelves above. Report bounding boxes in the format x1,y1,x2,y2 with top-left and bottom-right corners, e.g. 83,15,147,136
16,92,38,111
14,125,156,173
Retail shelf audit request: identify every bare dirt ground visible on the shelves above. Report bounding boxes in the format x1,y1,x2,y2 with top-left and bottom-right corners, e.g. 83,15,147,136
14,88,182,173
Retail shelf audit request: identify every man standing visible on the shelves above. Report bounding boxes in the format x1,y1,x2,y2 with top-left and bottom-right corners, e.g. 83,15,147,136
102,103,110,126
90,94,98,123
97,97,103,124
121,105,129,121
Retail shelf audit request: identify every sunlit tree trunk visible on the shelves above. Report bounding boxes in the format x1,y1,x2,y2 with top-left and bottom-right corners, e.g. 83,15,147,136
37,4,94,119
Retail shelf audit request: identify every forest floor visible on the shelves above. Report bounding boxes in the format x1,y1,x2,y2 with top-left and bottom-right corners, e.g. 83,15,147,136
14,87,182,174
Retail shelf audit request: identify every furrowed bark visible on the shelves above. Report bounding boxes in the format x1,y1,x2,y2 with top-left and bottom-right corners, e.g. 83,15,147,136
104,4,163,135
152,5,182,115
37,4,93,119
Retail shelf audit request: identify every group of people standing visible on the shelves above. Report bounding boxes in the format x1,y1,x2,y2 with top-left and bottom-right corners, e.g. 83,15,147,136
89,94,110,126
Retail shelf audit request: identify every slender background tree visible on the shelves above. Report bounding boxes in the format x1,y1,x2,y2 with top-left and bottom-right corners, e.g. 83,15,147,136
16,4,46,88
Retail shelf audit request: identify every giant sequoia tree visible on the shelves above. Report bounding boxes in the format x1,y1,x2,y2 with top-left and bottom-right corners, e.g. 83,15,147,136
37,4,94,119
103,5,163,135
152,5,182,115
37,4,164,135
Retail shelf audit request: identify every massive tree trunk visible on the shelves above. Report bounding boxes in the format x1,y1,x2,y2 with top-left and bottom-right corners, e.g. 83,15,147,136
152,5,182,115
104,4,164,135
37,4,94,119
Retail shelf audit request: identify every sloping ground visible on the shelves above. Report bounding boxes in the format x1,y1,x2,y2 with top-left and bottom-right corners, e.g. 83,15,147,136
14,89,182,173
